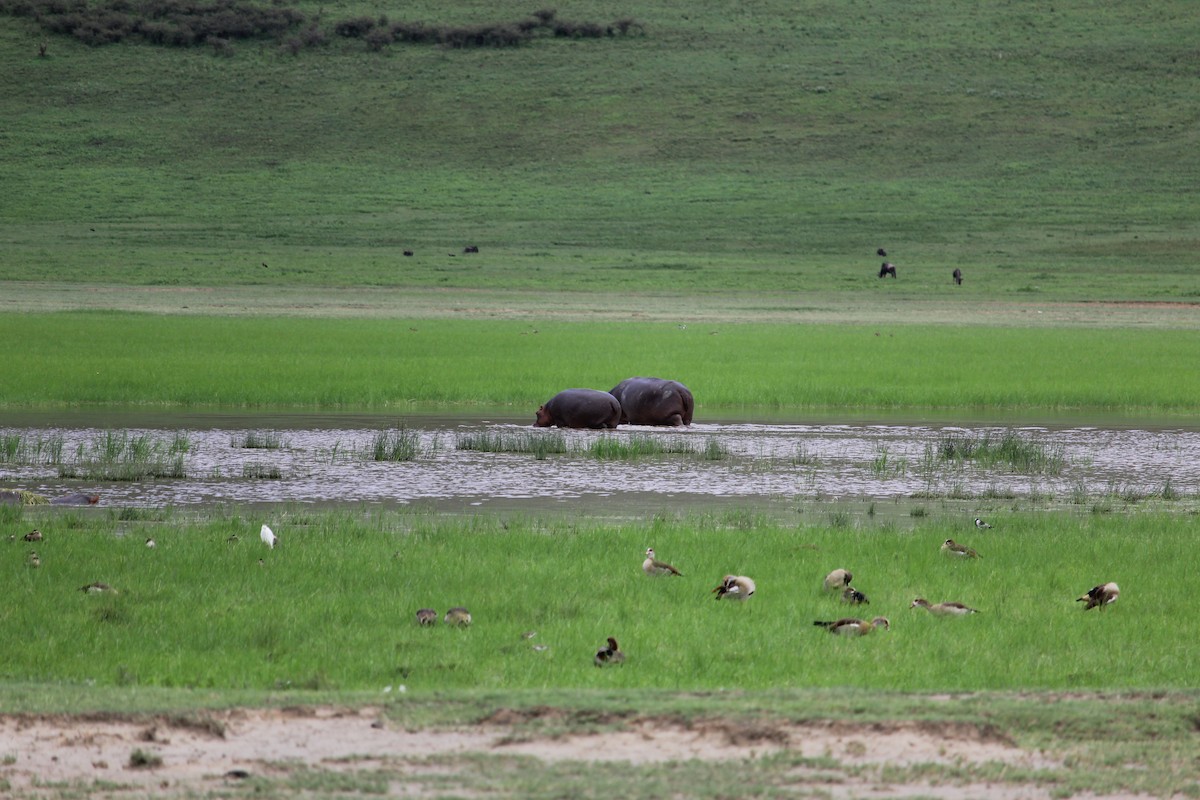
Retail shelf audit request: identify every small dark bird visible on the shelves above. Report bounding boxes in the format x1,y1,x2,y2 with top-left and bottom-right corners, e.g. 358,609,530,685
261,262,268,268
23,529,43,542
594,636,626,666
842,586,870,605
403,250,414,257
416,608,438,626
953,268,963,285
1077,582,1119,611
877,248,887,257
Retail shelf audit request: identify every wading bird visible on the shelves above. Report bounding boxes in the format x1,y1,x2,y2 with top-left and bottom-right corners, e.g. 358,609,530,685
260,524,277,549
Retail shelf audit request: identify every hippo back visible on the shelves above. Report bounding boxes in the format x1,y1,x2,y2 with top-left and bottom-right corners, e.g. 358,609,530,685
609,377,694,426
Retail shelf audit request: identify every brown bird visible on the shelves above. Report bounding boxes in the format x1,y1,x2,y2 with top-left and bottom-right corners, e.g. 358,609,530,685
1077,582,1119,611
910,597,978,616
823,568,852,592
643,548,682,576
941,539,980,558
23,529,42,542
594,636,625,666
713,574,756,601
415,608,438,626
814,616,890,636
80,581,117,594
444,607,472,627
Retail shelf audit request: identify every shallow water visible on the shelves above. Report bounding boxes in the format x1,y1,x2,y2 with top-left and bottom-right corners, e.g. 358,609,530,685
2,413,1198,512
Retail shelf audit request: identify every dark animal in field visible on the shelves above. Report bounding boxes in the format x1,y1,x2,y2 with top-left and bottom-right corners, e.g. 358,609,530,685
879,262,897,279
463,245,479,254
403,250,414,257
49,493,99,506
608,377,694,427
953,268,963,285
877,248,887,257
534,388,622,429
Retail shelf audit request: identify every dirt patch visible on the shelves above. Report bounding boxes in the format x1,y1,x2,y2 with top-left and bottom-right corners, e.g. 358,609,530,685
0,706,1066,798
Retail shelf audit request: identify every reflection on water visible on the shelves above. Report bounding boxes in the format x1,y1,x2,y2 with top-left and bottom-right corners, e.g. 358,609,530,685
2,414,1198,510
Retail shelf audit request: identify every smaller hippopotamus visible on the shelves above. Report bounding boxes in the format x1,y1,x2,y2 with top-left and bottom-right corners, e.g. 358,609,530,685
609,377,694,427
50,493,100,505
534,389,622,429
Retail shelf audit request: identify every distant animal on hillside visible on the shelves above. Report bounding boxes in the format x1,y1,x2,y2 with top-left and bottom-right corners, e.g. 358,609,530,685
877,248,887,257
403,250,414,257
953,268,963,285
463,245,479,253
879,262,897,279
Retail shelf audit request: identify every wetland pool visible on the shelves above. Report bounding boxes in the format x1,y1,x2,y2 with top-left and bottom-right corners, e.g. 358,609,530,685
2,412,1198,515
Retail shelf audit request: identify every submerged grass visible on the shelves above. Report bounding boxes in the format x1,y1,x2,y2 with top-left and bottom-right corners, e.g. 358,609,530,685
368,427,420,462
2,508,1195,693
56,431,187,481
937,429,1066,475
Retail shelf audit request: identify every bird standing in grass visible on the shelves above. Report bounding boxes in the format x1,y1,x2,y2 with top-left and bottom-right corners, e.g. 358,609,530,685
823,568,852,592
444,607,472,627
27,551,40,568
260,524,277,549
975,518,992,529
713,574,756,601
23,529,42,542
415,608,438,626
642,548,682,576
145,537,156,549
594,636,625,666
80,581,116,594
910,597,978,616
1077,582,1119,611
941,538,980,558
842,586,870,605
814,616,890,636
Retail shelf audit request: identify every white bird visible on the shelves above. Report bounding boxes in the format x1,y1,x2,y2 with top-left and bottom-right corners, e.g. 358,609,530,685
713,574,756,601
975,518,992,529
260,524,277,549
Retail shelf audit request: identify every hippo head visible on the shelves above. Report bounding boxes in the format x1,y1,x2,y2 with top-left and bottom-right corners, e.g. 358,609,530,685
533,405,553,427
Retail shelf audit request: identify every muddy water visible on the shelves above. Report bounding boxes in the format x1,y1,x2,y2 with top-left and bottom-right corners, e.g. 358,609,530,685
2,413,1198,512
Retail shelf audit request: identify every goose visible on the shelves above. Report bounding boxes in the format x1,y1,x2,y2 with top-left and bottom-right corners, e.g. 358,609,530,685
260,524,277,549
594,636,625,666
974,518,992,529
823,568,852,592
415,608,438,626
841,586,870,605
941,539,980,558
23,529,42,542
444,606,472,627
27,550,40,568
713,575,756,601
1077,582,1119,611
643,548,682,577
814,616,890,636
80,581,116,594
145,537,156,549
910,597,978,616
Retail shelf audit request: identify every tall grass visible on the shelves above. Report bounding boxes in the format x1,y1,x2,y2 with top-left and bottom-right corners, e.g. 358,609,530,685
938,430,1066,475
56,431,187,480
368,427,421,462
3,508,1195,692
233,431,284,449
0,432,65,464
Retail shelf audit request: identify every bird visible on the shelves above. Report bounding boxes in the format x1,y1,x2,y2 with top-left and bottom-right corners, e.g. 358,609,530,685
643,548,682,576
910,597,979,616
1077,582,1119,611
713,574,756,601
444,607,472,627
145,537,156,549
23,529,42,542
823,568,852,592
814,616,890,636
80,581,116,594
260,524,277,549
975,518,992,529
877,248,887,257
415,608,438,626
842,586,870,605
941,538,980,558
27,551,40,568
594,636,625,666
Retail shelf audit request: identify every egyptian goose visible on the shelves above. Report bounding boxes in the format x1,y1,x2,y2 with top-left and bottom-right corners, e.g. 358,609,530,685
975,518,992,529
594,636,625,666
814,616,890,636
910,597,978,616
260,524,277,549
823,568,852,592
643,548,682,576
941,539,980,558
27,551,40,568
713,575,756,601
415,608,438,626
842,586,870,605
444,606,472,627
1077,582,1119,611
23,529,42,542
80,582,117,594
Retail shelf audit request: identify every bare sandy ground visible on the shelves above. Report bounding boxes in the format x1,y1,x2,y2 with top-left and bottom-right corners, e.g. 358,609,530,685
0,704,1140,799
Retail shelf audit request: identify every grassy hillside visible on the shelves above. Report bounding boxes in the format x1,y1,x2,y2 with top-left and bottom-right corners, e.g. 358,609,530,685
3,0,1198,300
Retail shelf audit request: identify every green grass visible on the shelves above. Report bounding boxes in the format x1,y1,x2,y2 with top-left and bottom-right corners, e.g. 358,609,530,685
937,429,1067,474
2,508,1194,692
368,426,421,461
54,430,187,480
3,314,1199,413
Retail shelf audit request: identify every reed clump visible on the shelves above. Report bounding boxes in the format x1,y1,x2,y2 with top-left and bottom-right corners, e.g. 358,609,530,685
937,430,1065,475
57,431,187,481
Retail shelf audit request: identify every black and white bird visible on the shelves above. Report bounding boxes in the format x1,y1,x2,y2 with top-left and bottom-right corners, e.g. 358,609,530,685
910,597,978,616
814,616,890,636
975,518,992,529
713,574,756,601
594,636,626,666
1077,582,1119,611
145,537,156,549
842,586,870,605
260,524,277,549
642,548,682,577
941,538,980,558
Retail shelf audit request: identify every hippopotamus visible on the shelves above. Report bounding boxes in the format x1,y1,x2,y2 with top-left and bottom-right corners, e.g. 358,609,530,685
49,492,100,505
534,389,622,429
609,377,694,427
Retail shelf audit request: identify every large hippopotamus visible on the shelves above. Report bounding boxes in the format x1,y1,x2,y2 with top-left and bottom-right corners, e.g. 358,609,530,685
609,377,694,427
534,388,622,429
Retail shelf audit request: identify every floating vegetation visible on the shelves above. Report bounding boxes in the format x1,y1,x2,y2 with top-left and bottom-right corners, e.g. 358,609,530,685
232,431,284,450
936,429,1066,475
57,431,187,481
